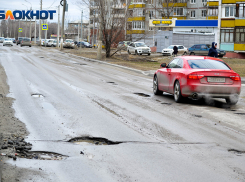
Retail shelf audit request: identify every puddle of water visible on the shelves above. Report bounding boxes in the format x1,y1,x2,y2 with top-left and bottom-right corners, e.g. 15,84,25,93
68,137,122,145
31,94,44,98
134,93,151,97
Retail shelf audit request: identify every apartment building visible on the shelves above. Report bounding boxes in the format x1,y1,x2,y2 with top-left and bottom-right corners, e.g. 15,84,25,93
88,0,245,53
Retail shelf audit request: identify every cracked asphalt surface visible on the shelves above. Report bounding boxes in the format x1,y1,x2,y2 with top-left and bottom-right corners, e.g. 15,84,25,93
1,45,245,182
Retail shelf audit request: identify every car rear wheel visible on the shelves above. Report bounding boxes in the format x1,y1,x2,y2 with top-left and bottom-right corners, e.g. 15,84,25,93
190,52,195,55
153,76,163,95
135,51,138,55
174,81,183,103
226,95,239,105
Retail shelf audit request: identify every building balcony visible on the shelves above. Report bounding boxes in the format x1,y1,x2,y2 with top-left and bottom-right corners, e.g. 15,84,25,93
207,1,219,6
127,30,145,34
128,4,145,9
162,3,187,7
127,17,145,22
207,16,218,19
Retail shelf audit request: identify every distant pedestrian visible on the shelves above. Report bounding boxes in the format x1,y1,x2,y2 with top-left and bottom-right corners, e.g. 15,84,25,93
173,45,178,57
208,42,218,58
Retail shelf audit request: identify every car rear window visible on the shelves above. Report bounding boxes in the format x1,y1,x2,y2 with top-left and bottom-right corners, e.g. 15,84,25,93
188,59,231,70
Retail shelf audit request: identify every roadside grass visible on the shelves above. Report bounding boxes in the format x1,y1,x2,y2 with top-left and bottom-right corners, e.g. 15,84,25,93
60,48,245,77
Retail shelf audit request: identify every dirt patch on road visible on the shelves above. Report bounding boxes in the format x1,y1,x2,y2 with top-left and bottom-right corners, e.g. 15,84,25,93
0,64,42,181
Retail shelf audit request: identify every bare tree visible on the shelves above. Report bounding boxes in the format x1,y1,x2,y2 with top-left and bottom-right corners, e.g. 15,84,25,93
77,0,131,57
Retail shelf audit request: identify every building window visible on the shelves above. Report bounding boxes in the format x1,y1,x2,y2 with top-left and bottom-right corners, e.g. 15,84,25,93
235,28,245,43
221,29,234,43
133,9,145,16
225,7,234,17
132,21,145,30
191,11,195,17
190,0,196,4
202,10,207,17
202,0,207,2
208,7,218,16
173,8,184,16
149,11,154,18
236,4,245,17
148,0,154,4
133,0,144,3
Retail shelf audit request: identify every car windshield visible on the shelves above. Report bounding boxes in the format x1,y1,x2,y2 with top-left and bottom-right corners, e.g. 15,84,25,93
23,38,30,41
135,43,147,47
66,40,72,42
5,38,12,41
167,46,174,49
188,59,231,70
84,42,90,45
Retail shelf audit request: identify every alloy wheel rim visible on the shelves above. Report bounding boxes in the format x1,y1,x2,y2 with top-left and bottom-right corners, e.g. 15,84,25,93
174,83,179,100
153,77,157,92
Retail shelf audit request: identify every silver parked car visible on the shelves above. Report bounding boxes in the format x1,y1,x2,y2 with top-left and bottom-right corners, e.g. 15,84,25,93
127,42,151,55
3,38,13,46
20,38,31,47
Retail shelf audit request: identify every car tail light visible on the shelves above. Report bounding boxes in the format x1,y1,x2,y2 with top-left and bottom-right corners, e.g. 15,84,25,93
188,74,204,79
230,75,241,81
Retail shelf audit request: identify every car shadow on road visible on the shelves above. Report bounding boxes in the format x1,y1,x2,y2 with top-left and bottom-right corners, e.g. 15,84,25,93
160,93,235,110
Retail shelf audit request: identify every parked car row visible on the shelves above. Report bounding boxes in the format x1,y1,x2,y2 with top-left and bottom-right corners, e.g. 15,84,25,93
161,44,226,57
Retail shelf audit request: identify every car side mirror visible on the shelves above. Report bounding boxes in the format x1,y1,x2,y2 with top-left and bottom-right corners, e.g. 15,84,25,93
160,63,167,68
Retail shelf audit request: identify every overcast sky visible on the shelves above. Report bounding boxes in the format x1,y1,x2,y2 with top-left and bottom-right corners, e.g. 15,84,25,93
0,0,89,23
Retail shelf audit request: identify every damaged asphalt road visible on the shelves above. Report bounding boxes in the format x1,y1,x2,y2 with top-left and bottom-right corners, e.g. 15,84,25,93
1,46,245,182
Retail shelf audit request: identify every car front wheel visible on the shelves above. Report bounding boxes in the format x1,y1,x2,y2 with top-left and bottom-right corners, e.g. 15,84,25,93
128,50,131,54
174,81,183,103
190,52,195,55
153,76,163,95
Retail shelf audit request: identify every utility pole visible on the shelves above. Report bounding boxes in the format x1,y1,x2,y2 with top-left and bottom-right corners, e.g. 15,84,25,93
34,17,36,44
97,2,102,60
39,0,42,46
60,0,66,50
92,18,95,46
57,5,60,48
81,10,83,42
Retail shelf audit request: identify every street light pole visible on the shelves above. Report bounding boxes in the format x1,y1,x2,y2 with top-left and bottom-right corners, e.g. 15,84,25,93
39,0,42,46
60,0,66,50
22,4,28,37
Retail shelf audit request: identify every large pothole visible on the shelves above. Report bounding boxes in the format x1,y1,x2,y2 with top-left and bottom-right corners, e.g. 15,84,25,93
1,136,68,161
68,136,122,145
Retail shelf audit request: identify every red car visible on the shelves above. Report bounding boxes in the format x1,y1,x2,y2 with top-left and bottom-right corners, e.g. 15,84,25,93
153,56,241,105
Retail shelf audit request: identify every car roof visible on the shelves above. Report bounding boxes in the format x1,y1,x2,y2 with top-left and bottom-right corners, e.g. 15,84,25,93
177,56,225,62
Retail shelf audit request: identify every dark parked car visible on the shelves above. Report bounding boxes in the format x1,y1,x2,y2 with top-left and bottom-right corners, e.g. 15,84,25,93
77,41,92,48
188,44,226,57
20,38,31,47
17,37,24,45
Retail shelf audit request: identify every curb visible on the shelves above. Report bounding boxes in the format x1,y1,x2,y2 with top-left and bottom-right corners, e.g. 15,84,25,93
63,52,245,84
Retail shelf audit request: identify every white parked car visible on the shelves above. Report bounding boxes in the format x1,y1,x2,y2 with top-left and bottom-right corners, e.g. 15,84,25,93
127,42,151,55
63,39,75,49
162,45,188,56
47,39,56,47
3,38,13,46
